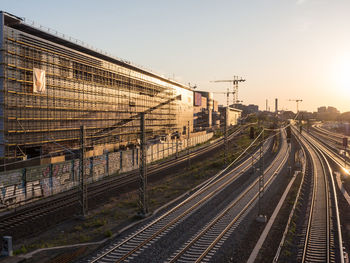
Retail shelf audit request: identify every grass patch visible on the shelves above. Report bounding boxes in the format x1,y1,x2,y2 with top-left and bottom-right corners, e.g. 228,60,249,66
84,218,107,228
79,234,91,243
74,225,83,232
13,245,27,255
117,200,138,209
104,230,112,238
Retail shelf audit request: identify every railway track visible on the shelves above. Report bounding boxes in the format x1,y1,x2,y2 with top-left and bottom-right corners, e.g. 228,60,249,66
84,130,284,262
312,127,342,149
166,130,289,263
314,125,348,141
312,126,347,151
308,127,349,170
0,125,250,239
293,127,343,263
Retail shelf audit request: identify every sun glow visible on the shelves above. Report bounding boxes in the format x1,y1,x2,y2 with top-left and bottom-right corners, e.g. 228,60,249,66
342,166,350,175
332,54,350,96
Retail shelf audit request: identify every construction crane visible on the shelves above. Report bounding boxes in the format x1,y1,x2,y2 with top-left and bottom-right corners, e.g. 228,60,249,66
212,91,236,94
212,91,243,105
210,76,246,107
289,99,303,113
211,76,245,165
212,91,235,106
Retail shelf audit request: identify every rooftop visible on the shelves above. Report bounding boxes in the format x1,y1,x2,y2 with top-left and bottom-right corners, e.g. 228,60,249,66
1,11,192,91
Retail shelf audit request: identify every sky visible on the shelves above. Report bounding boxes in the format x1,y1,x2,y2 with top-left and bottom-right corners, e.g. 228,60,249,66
1,0,350,113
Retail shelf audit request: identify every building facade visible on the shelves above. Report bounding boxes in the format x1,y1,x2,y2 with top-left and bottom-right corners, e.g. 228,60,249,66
193,91,220,130
219,106,242,127
0,12,193,162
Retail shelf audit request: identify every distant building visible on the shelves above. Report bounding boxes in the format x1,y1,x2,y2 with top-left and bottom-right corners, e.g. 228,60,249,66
318,106,327,113
298,111,315,120
193,91,220,130
232,103,259,115
317,106,340,121
219,106,242,127
327,106,340,114
247,104,259,113
279,111,295,120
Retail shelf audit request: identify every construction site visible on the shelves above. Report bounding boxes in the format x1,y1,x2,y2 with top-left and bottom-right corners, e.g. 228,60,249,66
0,11,194,164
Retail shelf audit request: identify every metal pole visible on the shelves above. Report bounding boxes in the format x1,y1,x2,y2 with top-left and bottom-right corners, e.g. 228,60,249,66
139,113,148,216
176,136,178,159
80,125,87,217
224,109,228,164
345,145,347,169
227,86,229,108
262,128,265,185
258,128,264,216
187,121,191,168
233,76,237,105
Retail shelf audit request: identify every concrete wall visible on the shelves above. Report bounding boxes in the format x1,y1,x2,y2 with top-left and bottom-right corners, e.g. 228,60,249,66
0,132,213,211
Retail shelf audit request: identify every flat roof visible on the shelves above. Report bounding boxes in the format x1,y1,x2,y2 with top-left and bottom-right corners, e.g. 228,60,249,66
1,11,192,91
228,107,242,112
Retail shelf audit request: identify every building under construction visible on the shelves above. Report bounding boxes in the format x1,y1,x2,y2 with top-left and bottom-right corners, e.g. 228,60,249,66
0,11,194,162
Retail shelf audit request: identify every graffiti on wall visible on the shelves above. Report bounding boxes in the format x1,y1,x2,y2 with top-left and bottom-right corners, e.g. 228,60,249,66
0,170,24,207
108,152,120,175
93,155,107,181
0,132,213,210
0,180,42,208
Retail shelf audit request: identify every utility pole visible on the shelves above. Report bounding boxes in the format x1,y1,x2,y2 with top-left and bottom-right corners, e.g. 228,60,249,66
90,95,182,218
80,125,87,218
343,137,348,169
175,134,179,159
286,126,292,175
257,128,267,223
187,121,191,168
345,145,347,170
139,113,148,217
224,109,228,164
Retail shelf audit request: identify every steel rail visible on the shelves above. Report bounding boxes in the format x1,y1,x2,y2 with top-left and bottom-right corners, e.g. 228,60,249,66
88,136,271,262
194,131,289,263
314,125,347,140
302,139,330,262
301,129,344,262
294,127,334,263
312,128,342,148
168,130,289,263
316,140,344,263
300,138,318,262
308,130,349,173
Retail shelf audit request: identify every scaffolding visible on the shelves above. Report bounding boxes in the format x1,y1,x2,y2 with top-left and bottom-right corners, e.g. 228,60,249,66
0,12,192,162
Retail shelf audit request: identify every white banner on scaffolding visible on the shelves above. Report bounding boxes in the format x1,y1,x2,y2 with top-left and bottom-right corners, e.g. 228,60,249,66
33,68,46,93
